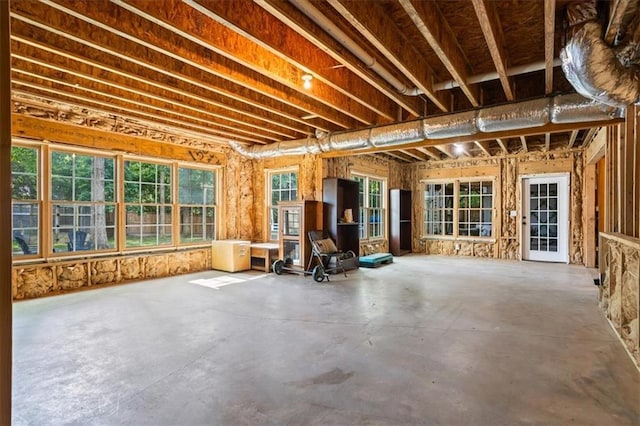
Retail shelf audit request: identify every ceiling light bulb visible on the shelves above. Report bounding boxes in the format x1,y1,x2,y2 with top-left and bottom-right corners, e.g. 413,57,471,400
454,144,465,154
302,74,313,89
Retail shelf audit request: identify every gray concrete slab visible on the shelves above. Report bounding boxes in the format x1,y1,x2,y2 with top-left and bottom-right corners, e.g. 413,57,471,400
12,256,640,425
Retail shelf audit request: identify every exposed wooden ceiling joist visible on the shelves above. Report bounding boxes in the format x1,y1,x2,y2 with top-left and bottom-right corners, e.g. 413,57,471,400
415,146,441,160
544,0,556,95
471,0,514,101
520,135,528,152
254,0,424,117
568,129,579,148
398,0,480,107
475,140,492,156
435,144,455,159
496,138,508,154
327,0,450,112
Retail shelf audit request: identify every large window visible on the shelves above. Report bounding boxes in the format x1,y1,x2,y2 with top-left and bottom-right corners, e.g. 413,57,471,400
424,179,493,238
178,167,216,243
424,183,454,236
353,174,385,240
124,160,172,247
51,151,116,253
12,146,39,256
267,170,298,241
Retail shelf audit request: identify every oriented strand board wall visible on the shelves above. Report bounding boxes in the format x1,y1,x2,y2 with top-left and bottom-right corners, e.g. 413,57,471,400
411,150,585,262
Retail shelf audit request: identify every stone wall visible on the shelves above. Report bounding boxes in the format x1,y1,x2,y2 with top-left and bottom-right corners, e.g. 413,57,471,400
12,248,211,300
411,150,585,262
599,233,640,368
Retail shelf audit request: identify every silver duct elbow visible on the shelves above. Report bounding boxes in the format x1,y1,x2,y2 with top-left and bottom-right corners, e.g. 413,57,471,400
560,2,640,107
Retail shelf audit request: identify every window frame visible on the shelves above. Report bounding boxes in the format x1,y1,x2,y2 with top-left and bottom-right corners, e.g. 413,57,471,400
11,142,42,258
351,172,387,242
422,177,496,241
176,164,219,245
265,167,299,242
123,157,174,249
49,148,118,255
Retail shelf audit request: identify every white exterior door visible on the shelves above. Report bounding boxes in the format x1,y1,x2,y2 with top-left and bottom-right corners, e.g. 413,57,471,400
522,175,569,262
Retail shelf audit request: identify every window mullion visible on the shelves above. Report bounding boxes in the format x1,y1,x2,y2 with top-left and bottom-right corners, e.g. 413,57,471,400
454,180,460,239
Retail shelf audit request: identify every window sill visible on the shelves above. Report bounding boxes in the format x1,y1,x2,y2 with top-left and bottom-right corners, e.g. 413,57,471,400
421,236,496,244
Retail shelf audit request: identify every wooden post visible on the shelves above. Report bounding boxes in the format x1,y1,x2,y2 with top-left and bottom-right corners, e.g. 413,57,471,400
623,104,638,237
583,162,597,267
0,0,13,423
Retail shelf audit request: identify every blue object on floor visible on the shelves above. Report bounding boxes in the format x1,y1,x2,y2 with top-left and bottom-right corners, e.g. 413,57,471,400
359,253,393,268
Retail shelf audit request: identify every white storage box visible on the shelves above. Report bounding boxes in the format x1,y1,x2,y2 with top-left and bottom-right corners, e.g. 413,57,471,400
211,240,251,272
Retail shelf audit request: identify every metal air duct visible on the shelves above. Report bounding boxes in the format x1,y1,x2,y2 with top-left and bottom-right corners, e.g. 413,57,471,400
561,1,640,107
230,94,622,159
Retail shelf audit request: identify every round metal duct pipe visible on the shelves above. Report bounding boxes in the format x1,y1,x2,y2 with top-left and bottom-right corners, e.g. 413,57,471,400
230,94,622,159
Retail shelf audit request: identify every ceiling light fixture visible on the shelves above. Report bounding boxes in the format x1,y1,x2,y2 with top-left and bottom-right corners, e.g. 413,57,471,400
302,73,313,90
454,143,465,155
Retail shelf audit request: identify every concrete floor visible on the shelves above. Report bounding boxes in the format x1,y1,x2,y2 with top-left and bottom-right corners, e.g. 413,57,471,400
12,255,640,425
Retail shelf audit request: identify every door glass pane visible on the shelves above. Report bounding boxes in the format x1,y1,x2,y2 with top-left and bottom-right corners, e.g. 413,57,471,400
549,239,558,252
549,183,557,196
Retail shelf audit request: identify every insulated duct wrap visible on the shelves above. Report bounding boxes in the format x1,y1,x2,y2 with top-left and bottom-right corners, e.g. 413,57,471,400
423,111,477,139
477,98,550,132
551,93,624,123
230,94,622,159
560,1,640,107
327,129,371,151
369,121,424,147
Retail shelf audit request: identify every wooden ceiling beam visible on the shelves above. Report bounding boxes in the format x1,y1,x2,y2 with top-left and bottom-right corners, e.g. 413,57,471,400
520,136,528,152
415,146,441,160
435,144,455,158
10,20,315,137
11,36,304,141
605,0,638,45
113,0,379,126
12,76,266,144
471,0,514,101
321,118,624,158
399,149,428,161
182,0,400,122
475,140,492,156
19,0,356,130
399,0,480,107
568,129,579,148
496,138,508,154
12,85,240,145
384,151,413,162
256,0,422,117
11,52,276,143
327,0,449,112
544,0,556,95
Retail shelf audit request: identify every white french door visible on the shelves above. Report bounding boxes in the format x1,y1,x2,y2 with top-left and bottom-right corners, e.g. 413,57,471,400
522,175,569,262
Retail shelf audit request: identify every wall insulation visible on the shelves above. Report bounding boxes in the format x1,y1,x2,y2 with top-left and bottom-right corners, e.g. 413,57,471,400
599,233,640,368
12,248,211,300
410,150,585,262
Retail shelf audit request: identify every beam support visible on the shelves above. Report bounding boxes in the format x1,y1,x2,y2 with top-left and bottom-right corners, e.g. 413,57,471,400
0,0,12,423
520,135,528,152
475,140,492,156
496,138,508,154
544,0,556,95
471,0,514,101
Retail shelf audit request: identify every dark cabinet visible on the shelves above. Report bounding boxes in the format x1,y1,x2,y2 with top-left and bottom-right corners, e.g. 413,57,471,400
322,178,360,255
389,189,412,256
278,200,322,270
